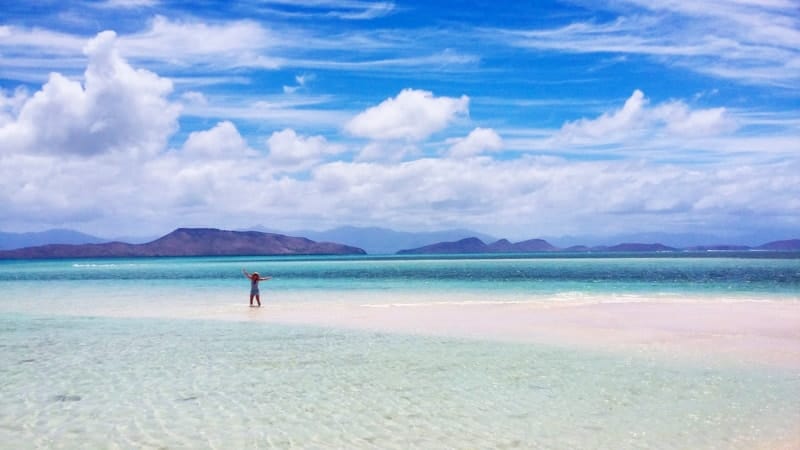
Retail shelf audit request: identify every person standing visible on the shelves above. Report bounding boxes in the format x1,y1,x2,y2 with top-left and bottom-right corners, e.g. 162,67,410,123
242,268,271,307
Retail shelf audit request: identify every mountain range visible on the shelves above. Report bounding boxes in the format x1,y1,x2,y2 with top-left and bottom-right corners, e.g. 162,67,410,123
0,228,365,259
245,225,497,255
0,229,107,250
0,226,798,258
397,237,800,254
397,237,556,254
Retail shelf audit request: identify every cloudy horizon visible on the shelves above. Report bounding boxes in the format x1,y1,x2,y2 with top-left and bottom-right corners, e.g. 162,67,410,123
1,1,798,242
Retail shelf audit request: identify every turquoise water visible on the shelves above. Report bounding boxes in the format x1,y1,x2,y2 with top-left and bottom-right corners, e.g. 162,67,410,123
2,252,799,298
1,254,799,448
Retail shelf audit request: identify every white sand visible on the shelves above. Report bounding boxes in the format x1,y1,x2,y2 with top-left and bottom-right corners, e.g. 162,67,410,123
218,297,800,369
76,291,800,369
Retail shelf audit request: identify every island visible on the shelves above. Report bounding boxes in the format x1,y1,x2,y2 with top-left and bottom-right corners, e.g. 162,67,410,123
0,228,366,259
397,237,557,254
397,237,800,254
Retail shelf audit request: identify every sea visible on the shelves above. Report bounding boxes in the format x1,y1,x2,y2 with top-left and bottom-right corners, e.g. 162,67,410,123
0,252,798,449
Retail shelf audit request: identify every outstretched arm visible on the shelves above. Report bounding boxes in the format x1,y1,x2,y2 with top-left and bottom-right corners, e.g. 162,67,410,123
259,275,272,281
242,268,251,278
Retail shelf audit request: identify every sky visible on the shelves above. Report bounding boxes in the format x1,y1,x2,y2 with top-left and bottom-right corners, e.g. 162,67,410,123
1,0,799,242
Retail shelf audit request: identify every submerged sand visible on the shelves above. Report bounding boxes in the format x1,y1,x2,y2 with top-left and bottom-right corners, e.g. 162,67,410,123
249,299,800,368
109,293,799,370
36,288,798,369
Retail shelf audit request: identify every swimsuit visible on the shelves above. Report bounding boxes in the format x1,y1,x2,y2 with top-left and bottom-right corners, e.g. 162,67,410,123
250,278,259,295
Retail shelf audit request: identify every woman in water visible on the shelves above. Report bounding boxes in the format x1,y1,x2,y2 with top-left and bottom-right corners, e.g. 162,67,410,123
242,268,271,307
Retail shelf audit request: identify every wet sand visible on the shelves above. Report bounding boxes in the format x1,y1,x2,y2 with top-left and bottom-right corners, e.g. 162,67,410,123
74,292,800,369
10,293,800,448
246,298,800,369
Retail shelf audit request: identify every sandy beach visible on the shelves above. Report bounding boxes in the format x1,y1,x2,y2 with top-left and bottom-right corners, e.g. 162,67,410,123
104,294,800,370
245,298,800,368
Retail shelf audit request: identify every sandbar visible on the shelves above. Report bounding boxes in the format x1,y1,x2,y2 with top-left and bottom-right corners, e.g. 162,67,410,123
50,292,800,369
221,296,800,369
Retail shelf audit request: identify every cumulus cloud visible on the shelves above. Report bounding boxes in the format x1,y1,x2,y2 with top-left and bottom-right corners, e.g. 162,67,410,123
0,30,179,157
0,27,794,241
355,141,419,162
651,101,735,136
345,89,469,141
267,128,344,170
555,89,736,146
448,127,503,157
0,87,28,126
181,121,252,158
556,89,647,144
298,156,800,237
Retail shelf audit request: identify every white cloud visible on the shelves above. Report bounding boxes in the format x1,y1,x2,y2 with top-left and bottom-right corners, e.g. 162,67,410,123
266,128,343,169
0,16,477,87
297,156,800,238
283,73,315,94
0,86,28,126
180,91,207,106
652,102,735,136
556,89,647,143
345,89,469,141
0,26,86,57
554,90,736,146
448,127,503,157
2,124,797,240
355,141,419,162
329,1,396,20
294,49,479,73
0,17,796,240
0,30,179,157
95,0,159,9
179,93,349,129
247,0,395,20
181,121,252,158
119,16,283,69
502,1,800,87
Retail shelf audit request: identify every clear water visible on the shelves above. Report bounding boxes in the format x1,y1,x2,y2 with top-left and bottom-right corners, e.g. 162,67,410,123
1,254,799,448
2,252,799,299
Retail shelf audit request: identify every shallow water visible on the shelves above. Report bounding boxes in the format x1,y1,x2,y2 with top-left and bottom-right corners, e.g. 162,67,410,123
0,254,798,448
1,314,798,449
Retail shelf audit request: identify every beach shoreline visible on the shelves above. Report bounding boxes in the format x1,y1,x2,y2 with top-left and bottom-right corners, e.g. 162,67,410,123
253,298,800,369
69,293,800,370
3,292,799,449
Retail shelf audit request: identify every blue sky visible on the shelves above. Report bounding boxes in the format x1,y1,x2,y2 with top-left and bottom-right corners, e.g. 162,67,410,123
1,0,798,242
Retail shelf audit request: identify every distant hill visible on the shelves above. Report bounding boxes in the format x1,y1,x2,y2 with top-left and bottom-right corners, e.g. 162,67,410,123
543,230,799,248
396,236,800,255
0,228,365,259
602,243,677,252
685,244,752,251
398,237,488,254
397,237,557,254
757,239,800,251
0,229,107,250
2,226,797,258
247,225,497,255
